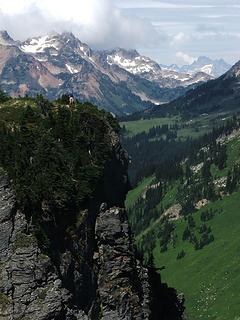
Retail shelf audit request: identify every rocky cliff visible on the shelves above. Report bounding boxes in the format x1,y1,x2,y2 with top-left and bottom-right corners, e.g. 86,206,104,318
0,176,152,320
0,98,185,320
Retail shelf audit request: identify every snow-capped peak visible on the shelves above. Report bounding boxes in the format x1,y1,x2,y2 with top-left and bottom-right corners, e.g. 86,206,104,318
21,32,93,62
166,56,231,78
21,35,61,53
103,48,213,88
106,48,161,75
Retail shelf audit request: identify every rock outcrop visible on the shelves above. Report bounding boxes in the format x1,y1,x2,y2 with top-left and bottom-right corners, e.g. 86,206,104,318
95,207,151,319
0,176,185,320
0,175,71,320
0,103,185,319
0,174,151,320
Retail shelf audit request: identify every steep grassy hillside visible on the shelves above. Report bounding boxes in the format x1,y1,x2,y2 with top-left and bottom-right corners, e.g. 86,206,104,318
125,176,155,209
154,188,240,320
125,116,240,319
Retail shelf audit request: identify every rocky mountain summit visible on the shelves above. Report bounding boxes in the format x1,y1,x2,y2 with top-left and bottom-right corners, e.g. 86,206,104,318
0,30,216,116
0,97,185,319
104,48,213,88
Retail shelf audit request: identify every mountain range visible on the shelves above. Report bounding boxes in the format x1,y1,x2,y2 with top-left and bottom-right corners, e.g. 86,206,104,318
161,56,231,78
105,48,216,87
129,58,240,120
166,59,240,117
0,30,231,115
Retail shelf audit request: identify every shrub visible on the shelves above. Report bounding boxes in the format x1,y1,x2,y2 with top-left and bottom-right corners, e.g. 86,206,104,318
0,293,10,310
177,250,186,260
0,90,10,103
200,210,215,222
182,226,191,241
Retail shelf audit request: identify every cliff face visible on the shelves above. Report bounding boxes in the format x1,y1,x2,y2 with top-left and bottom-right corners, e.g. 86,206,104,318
0,100,185,320
0,122,151,320
95,207,151,319
0,177,151,320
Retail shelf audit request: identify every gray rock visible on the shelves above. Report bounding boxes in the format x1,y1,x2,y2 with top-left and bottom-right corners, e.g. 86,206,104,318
0,173,150,320
0,127,185,320
0,176,76,320
95,207,151,320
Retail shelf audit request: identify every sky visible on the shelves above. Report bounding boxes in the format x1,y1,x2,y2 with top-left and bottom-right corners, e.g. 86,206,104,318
0,0,239,65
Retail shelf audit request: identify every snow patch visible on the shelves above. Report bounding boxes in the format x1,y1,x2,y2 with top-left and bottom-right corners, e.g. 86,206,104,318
107,54,156,75
65,64,79,74
200,64,213,75
80,46,88,56
21,36,60,53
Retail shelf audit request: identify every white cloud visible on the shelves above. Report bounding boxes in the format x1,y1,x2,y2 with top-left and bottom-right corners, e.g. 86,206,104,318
0,0,34,15
176,51,196,64
115,1,216,9
193,30,240,40
199,14,234,19
170,32,190,46
0,0,162,49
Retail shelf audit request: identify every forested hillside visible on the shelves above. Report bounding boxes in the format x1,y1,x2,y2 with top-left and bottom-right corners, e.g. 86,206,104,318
121,59,240,121
122,114,240,319
0,94,121,212
0,92,187,319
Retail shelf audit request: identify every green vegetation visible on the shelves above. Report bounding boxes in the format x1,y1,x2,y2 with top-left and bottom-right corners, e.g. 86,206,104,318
121,116,179,136
125,176,154,209
13,233,38,250
124,112,240,319
0,94,119,255
0,97,118,209
0,90,11,103
157,180,180,210
121,112,229,138
177,126,210,140
211,138,240,178
154,189,240,320
0,293,10,310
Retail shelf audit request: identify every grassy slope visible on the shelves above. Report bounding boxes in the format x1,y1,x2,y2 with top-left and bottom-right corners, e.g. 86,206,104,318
121,116,179,136
157,180,180,211
211,138,240,178
145,136,240,319
120,114,225,139
125,176,154,209
154,190,240,320
124,112,240,319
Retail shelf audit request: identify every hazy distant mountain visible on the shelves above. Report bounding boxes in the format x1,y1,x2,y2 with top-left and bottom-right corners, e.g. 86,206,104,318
105,48,213,88
148,59,240,118
161,56,231,78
